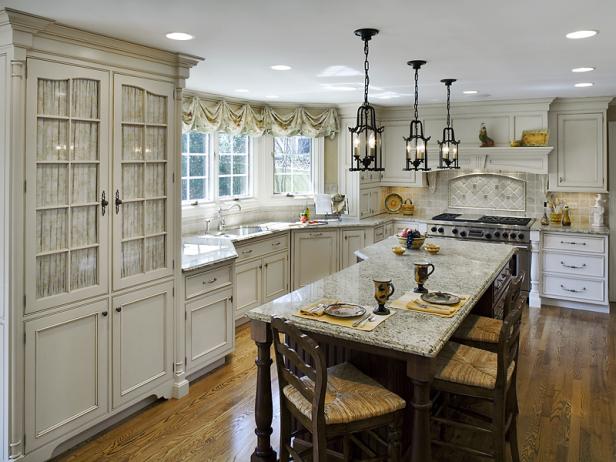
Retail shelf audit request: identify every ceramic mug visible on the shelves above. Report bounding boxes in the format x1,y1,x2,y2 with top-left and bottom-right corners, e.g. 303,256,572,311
414,261,435,293
373,277,395,315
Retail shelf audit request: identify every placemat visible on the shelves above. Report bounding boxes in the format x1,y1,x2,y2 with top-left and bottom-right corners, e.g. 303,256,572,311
389,292,469,318
294,298,395,332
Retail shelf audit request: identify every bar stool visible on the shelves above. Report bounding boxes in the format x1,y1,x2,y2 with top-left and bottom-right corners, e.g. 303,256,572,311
430,299,523,461
271,317,406,462
452,273,525,351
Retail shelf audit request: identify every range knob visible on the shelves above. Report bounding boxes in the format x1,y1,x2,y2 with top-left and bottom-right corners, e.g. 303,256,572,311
459,231,467,238
518,233,525,240
485,233,492,239
430,226,438,233
452,228,459,235
502,232,509,239
438,227,444,233
494,231,501,238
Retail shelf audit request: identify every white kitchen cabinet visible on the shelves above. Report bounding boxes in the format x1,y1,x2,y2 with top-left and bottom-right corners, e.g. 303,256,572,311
186,289,234,373
112,281,174,408
25,59,111,314
384,222,395,238
235,259,263,317
112,75,175,291
25,300,109,451
292,230,339,289
359,187,382,218
263,252,289,302
341,229,366,269
381,121,424,187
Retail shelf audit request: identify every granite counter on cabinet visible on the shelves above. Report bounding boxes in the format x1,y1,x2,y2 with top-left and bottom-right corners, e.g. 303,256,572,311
247,236,515,358
181,236,238,272
531,221,609,236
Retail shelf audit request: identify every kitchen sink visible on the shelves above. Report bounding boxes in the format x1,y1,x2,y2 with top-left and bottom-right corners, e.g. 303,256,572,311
216,226,266,237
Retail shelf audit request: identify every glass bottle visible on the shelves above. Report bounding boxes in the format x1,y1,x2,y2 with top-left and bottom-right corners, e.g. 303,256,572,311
541,202,549,226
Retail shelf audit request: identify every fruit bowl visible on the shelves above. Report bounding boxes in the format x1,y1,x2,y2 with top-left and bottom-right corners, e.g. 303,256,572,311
397,234,425,250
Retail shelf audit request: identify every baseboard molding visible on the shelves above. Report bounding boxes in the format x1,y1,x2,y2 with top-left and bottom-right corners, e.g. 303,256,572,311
541,297,610,313
186,357,227,382
172,379,190,399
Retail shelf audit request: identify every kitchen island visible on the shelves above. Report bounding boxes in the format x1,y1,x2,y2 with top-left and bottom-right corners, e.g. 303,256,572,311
247,236,515,462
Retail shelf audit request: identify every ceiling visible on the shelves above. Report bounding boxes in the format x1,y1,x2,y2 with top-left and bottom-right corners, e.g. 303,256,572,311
5,0,616,106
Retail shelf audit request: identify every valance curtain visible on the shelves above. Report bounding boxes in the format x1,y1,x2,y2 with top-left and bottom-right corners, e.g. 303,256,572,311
182,97,339,139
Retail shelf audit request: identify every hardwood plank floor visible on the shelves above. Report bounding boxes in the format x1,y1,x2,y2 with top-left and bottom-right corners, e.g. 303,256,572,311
54,305,615,462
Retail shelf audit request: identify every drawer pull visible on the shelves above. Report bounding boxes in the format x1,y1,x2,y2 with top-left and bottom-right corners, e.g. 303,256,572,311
242,249,253,254
203,277,217,284
310,232,323,237
560,240,586,246
560,284,586,293
272,242,281,247
560,261,587,269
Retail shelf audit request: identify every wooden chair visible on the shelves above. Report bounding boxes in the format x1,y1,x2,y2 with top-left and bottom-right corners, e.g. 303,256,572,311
452,273,525,352
271,317,406,462
430,294,524,461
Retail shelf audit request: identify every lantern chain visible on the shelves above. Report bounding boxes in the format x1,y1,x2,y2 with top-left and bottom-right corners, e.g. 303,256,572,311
446,83,451,127
413,66,419,120
363,39,370,104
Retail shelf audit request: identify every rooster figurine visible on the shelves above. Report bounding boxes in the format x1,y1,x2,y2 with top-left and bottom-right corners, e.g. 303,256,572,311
479,123,495,147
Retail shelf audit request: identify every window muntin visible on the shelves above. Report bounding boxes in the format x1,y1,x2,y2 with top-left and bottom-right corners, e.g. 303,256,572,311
181,131,209,202
218,133,251,198
273,136,313,195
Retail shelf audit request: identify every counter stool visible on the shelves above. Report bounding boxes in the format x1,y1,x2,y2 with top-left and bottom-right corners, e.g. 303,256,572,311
430,300,523,462
271,317,406,462
452,274,524,352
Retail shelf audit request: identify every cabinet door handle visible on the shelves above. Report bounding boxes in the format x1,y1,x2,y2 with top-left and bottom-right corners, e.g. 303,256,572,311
115,190,123,214
560,284,586,293
560,240,586,246
203,277,217,284
101,191,109,216
272,242,281,247
560,261,587,269
242,249,253,255
116,306,122,312
265,263,268,268
101,311,108,317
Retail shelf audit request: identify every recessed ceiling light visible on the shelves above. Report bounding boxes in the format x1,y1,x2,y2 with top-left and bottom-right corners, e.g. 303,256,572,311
566,30,598,39
270,65,291,71
572,67,595,73
574,82,593,87
463,90,478,95
165,32,194,41
235,89,249,93
265,95,279,99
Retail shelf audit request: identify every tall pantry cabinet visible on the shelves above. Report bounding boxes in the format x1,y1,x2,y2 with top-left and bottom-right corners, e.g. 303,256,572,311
0,9,201,461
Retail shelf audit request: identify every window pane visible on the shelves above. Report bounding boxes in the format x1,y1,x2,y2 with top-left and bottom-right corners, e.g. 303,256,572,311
219,176,231,197
181,179,187,201
233,176,247,196
189,155,206,177
189,178,205,200
233,155,247,174
299,137,312,154
181,133,188,153
218,134,232,153
273,136,313,194
181,155,188,177
189,132,205,153
219,154,231,175
233,135,247,153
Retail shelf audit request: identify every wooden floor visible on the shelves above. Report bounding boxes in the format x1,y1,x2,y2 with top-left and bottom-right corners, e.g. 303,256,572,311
54,305,616,462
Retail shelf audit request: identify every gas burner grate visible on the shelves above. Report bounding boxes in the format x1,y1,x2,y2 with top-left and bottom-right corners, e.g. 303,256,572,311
432,213,461,221
478,216,532,226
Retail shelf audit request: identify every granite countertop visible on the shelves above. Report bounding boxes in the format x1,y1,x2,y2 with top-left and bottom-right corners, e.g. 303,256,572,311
531,220,609,236
181,236,238,272
247,236,515,358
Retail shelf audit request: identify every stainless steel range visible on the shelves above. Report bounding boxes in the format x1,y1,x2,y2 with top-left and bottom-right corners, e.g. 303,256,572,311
427,213,534,292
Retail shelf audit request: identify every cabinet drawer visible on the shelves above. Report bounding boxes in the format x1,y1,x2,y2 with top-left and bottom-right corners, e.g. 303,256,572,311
543,233,605,253
185,265,232,299
543,252,605,278
374,225,385,243
235,233,289,262
542,274,605,304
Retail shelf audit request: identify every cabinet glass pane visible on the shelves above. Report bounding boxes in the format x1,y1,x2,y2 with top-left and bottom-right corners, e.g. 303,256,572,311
71,206,97,247
122,202,143,238
122,86,144,123
144,236,165,271
37,79,68,116
122,164,143,199
70,248,98,290
36,209,68,253
37,119,68,161
145,127,166,160
145,164,165,197
37,252,67,297
72,79,99,119
145,200,165,234
122,126,144,161
146,93,166,124
71,164,98,204
71,121,99,161
121,240,143,277
36,164,68,207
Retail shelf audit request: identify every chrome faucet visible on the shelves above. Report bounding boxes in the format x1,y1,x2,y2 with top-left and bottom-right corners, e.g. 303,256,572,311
217,203,242,231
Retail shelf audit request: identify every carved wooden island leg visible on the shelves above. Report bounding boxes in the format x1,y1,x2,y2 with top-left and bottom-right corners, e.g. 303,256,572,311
407,356,434,462
251,320,277,462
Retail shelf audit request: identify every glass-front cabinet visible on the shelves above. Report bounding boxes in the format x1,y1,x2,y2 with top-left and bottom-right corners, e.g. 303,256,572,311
113,75,174,290
25,60,110,313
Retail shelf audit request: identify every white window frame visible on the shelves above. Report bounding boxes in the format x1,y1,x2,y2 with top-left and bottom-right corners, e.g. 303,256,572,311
214,133,254,200
181,131,212,205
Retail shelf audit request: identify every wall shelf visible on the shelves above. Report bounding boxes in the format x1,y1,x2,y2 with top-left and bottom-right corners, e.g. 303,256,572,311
435,145,554,174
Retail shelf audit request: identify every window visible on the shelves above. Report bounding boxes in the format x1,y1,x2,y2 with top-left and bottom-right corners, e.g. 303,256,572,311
181,131,210,202
273,136,314,195
218,133,251,198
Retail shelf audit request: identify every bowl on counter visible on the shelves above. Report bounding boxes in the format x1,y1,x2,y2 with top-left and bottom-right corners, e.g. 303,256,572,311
424,242,441,255
392,246,406,256
397,234,426,250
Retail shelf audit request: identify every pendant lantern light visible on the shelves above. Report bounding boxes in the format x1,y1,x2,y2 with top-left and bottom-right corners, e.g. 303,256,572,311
438,79,460,169
349,28,384,172
403,60,431,171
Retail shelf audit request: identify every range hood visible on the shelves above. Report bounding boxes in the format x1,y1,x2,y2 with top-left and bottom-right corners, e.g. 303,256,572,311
435,145,553,174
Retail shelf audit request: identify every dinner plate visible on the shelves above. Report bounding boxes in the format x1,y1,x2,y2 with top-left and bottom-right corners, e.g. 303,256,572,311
324,303,366,318
420,292,460,306
384,193,403,213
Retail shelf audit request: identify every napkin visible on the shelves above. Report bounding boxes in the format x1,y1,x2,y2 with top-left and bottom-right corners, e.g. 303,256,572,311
298,298,339,316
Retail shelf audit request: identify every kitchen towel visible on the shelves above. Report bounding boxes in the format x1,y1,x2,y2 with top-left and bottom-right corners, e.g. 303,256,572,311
389,292,469,318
